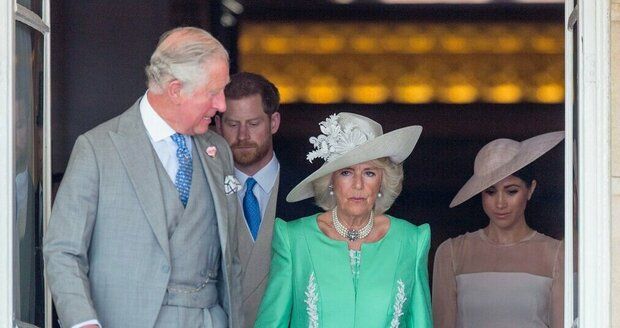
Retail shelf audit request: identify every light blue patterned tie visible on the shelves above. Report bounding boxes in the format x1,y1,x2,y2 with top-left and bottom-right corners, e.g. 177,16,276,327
243,178,261,241
171,133,192,207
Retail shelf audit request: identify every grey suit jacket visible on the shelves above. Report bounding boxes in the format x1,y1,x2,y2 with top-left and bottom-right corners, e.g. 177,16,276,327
237,173,279,328
43,100,243,328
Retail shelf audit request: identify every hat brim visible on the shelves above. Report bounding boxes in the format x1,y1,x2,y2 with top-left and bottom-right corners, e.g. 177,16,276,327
286,125,423,203
449,131,564,208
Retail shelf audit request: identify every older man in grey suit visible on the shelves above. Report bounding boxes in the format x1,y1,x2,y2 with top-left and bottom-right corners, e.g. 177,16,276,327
215,72,282,327
43,27,243,328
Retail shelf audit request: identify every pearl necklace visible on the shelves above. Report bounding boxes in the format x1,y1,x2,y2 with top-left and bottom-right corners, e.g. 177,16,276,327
331,206,374,241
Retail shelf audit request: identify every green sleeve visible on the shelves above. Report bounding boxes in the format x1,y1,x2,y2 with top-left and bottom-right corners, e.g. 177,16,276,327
254,218,293,328
409,224,433,328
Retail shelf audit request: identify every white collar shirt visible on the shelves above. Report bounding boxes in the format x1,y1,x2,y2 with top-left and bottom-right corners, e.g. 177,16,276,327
235,154,280,237
139,92,193,182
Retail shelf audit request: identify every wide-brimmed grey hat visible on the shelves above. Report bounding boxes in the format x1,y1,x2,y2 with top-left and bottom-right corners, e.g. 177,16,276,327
449,131,565,208
286,112,422,202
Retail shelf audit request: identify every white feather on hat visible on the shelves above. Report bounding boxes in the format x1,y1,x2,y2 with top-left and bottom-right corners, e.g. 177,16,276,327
286,112,423,203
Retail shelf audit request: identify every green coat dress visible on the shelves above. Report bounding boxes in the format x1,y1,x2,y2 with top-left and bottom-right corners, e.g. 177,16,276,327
254,214,433,328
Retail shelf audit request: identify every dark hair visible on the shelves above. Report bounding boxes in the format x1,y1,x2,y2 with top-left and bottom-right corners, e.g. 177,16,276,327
224,72,280,115
512,165,535,188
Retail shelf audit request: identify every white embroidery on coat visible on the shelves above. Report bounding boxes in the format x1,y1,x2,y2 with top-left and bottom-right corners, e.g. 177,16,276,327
305,272,319,328
390,279,407,328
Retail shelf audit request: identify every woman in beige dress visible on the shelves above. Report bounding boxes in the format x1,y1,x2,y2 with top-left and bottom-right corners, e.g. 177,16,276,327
432,131,565,328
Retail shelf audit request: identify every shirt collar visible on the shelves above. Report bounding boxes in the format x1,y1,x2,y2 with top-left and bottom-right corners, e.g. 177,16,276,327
235,154,280,194
140,91,177,142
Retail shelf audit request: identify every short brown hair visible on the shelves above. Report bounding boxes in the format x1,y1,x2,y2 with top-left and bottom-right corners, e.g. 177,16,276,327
224,72,280,115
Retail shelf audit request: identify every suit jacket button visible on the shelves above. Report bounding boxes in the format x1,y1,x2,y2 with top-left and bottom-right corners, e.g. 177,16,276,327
162,265,170,273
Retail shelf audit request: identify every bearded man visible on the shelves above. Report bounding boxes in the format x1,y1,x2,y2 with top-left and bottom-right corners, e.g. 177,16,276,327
216,72,286,327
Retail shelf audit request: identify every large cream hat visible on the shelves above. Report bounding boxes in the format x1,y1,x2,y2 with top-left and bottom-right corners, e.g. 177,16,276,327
449,131,565,208
286,112,422,202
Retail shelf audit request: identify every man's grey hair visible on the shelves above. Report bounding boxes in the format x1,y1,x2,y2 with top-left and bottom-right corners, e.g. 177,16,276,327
145,27,229,94
312,157,404,215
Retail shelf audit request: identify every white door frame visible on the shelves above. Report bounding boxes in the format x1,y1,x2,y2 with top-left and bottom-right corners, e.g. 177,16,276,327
575,0,611,327
563,1,575,326
0,0,16,325
0,1,51,327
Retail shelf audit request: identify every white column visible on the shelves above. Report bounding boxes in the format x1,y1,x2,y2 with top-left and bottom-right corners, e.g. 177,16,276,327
578,0,611,326
563,1,575,326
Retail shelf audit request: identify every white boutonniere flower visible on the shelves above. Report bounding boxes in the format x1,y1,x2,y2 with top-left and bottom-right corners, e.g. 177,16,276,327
224,175,242,195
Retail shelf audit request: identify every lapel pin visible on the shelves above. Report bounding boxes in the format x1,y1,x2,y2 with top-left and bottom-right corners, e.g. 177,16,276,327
206,146,217,158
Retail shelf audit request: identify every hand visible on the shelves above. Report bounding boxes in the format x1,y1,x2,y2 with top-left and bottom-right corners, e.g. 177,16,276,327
82,325,100,328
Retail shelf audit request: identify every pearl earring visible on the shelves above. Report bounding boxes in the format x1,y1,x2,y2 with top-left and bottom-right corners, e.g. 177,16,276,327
378,192,382,198
329,185,334,195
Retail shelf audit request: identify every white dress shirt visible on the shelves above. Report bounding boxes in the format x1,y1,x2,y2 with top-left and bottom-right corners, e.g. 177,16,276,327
140,93,192,182
234,154,280,240
73,93,189,328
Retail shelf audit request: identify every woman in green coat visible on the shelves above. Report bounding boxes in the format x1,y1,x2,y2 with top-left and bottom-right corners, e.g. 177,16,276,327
254,113,433,328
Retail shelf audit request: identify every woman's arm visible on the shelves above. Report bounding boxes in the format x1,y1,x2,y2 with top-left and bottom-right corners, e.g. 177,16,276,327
409,224,433,328
432,239,458,328
254,218,293,328
551,240,565,328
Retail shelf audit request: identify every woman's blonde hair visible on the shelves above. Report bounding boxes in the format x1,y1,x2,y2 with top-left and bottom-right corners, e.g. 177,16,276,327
312,157,404,215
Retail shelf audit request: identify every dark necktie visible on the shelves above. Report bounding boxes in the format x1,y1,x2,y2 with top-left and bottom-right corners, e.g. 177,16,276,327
243,178,261,240
171,133,192,207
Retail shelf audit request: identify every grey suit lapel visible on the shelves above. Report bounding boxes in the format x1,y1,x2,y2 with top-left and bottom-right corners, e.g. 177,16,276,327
241,172,278,300
194,135,229,256
109,103,170,261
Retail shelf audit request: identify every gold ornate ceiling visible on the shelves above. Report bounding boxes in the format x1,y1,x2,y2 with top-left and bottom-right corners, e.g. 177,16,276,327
239,22,564,104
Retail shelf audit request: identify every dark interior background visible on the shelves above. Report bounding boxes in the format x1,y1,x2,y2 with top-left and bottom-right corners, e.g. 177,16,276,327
50,2,565,313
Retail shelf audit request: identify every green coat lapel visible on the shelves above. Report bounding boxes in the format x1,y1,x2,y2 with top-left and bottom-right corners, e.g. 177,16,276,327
302,218,356,325
356,220,404,323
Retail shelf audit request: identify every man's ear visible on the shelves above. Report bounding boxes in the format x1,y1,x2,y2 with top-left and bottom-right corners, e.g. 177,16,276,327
214,115,223,134
270,112,281,134
166,80,184,105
